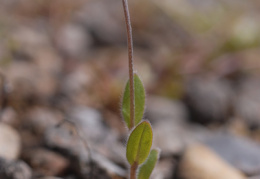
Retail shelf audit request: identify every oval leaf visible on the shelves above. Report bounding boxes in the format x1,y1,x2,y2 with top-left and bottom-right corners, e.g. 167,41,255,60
126,121,153,165
122,73,145,129
138,149,160,179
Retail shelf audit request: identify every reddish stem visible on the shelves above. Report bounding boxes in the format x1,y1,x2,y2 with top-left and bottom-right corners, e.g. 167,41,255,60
122,0,135,129
130,162,138,179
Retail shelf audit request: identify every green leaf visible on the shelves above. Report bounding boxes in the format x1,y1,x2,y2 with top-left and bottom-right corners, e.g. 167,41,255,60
138,149,160,179
126,121,153,165
122,73,145,129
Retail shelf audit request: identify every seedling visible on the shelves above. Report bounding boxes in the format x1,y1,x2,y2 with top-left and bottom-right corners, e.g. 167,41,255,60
121,0,160,178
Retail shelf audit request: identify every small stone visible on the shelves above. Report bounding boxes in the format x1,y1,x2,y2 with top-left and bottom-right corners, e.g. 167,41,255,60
44,106,126,171
45,125,125,178
148,97,210,155
24,107,62,135
69,106,125,163
1,107,18,127
76,0,125,45
0,158,32,179
44,125,88,161
0,124,21,160
176,144,245,179
183,76,232,124
147,96,211,155
23,148,69,176
151,158,175,179
91,152,126,178
153,121,209,155
61,65,93,96
146,96,188,124
56,23,92,58
69,106,112,146
235,78,260,128
248,176,260,179
204,132,260,176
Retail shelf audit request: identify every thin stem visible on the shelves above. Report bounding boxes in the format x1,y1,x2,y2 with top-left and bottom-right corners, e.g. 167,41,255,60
122,0,135,130
130,162,138,179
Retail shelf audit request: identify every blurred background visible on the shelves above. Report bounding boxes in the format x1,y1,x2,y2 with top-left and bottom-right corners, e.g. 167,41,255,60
0,0,260,178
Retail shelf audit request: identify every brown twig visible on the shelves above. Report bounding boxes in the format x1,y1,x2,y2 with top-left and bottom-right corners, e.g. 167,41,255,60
122,0,135,130
55,118,95,179
55,118,92,162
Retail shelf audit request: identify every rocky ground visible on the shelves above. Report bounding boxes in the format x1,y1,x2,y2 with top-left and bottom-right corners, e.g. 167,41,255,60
0,0,260,179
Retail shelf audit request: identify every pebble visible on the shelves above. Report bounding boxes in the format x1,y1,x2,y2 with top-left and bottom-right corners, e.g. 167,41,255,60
0,158,32,179
0,124,21,160
176,144,245,179
24,107,62,135
76,0,125,45
147,96,206,155
68,106,106,142
153,120,210,155
235,78,260,128
23,148,69,176
146,96,188,124
44,106,126,178
204,132,260,176
56,23,92,58
248,176,260,179
151,158,175,179
44,124,88,161
0,107,18,127
68,106,125,164
183,76,232,124
91,152,126,177
147,97,210,155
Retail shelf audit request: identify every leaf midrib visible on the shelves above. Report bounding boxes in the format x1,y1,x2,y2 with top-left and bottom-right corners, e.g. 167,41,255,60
135,123,146,163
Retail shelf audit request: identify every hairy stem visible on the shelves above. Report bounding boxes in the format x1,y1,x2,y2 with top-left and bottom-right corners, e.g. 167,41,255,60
130,162,138,179
122,0,135,130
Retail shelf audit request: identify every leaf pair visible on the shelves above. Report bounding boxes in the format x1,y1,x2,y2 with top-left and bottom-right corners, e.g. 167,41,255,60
122,74,159,179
